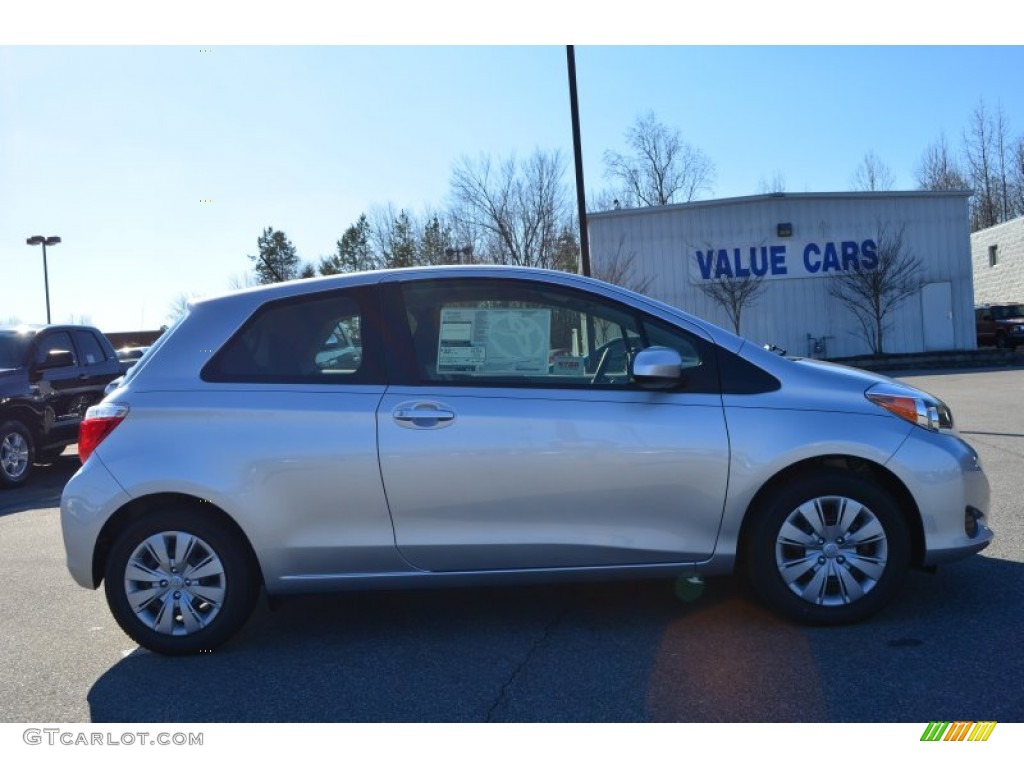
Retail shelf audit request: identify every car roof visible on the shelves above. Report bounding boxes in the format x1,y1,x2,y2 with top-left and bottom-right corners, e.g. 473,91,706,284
0,323,106,335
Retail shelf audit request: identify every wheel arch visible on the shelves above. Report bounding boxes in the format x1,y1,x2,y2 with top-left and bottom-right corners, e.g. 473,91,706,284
0,407,40,445
735,454,925,573
91,492,264,589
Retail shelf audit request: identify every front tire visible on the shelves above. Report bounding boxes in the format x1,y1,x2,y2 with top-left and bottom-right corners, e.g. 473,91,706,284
0,420,34,488
104,507,260,655
745,470,910,625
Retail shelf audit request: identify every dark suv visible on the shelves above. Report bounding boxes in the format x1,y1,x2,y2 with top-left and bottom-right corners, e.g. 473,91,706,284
0,325,122,487
975,304,1024,350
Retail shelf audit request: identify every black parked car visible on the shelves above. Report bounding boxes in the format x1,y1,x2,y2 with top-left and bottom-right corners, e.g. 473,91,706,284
0,324,122,487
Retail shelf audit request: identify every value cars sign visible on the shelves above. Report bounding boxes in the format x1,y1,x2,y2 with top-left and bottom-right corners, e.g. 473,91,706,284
690,239,879,282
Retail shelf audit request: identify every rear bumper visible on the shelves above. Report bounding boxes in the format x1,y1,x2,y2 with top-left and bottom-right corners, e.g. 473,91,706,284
60,456,131,589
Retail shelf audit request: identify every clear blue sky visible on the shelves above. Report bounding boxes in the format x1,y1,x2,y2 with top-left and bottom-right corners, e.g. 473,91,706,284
3,6,1022,331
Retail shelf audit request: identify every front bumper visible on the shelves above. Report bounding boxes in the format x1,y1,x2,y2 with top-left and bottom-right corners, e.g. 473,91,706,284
888,429,992,566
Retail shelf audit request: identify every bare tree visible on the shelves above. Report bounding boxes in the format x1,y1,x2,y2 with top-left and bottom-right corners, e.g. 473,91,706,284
964,100,1001,230
603,111,715,206
851,151,895,191
916,133,969,190
167,292,198,323
227,272,260,290
827,222,922,356
586,187,622,213
1012,136,1024,218
448,149,576,270
992,104,1017,222
591,235,653,294
696,274,767,335
757,171,786,194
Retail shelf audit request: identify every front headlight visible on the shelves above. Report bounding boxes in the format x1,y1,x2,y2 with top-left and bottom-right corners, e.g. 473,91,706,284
865,385,954,431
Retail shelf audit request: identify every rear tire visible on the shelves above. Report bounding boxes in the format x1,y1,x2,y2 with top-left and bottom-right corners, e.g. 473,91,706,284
745,470,910,625
104,506,260,655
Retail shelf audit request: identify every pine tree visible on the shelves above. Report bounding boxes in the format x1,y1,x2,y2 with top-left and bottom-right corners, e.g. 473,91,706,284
320,214,377,275
248,227,300,284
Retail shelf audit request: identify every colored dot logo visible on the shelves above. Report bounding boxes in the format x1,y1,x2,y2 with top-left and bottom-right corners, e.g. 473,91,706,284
199,49,213,53
200,199,213,203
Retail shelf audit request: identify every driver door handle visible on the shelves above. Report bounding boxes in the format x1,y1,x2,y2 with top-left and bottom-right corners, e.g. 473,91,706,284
392,401,457,429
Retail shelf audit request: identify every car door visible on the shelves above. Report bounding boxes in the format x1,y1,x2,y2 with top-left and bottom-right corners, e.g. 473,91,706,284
30,330,89,444
71,329,121,413
376,276,731,572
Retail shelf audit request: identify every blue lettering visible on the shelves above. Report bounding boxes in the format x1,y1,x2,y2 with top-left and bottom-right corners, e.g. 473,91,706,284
715,249,733,278
822,242,841,272
750,246,769,276
695,249,714,280
734,248,751,278
841,241,860,270
860,239,878,270
803,243,821,274
770,245,787,275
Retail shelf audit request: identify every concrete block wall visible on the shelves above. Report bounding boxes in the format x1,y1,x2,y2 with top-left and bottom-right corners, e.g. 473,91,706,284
972,216,1024,303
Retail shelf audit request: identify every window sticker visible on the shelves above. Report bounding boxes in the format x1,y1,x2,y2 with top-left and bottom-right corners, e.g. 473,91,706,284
552,355,586,375
437,307,551,374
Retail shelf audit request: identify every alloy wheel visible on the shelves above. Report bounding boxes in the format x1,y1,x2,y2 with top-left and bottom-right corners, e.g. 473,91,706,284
1,430,30,481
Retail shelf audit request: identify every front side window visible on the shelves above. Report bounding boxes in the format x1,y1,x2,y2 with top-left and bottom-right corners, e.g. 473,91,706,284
203,290,377,383
398,278,714,391
34,332,77,366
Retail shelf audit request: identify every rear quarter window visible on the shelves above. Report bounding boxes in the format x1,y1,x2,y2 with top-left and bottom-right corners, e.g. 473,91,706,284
202,289,383,384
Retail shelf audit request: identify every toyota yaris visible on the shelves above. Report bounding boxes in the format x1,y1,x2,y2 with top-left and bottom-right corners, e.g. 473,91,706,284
61,266,993,655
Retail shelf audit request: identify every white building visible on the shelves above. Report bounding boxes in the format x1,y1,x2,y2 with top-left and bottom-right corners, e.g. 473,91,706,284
971,215,1024,304
588,191,976,359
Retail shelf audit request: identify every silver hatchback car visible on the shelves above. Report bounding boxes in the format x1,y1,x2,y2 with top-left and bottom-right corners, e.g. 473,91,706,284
61,266,993,655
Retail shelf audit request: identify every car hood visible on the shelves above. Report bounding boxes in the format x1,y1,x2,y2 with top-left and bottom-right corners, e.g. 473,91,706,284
733,342,937,417
0,367,27,389
790,356,902,389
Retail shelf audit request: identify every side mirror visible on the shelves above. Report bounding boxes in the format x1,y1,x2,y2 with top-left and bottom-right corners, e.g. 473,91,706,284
35,349,75,370
631,346,683,389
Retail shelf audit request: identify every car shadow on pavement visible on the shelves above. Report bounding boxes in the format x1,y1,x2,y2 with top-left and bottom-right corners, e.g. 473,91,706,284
86,554,1024,722
0,454,78,517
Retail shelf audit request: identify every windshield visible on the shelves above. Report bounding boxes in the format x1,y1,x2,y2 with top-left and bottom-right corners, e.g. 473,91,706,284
993,305,1024,320
0,332,31,369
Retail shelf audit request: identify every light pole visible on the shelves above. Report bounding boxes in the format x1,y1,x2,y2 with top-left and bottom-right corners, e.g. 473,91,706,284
26,235,61,324
566,45,591,277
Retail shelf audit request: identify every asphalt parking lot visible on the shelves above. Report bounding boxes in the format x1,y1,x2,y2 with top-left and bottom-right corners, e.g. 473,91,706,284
1,367,1022,723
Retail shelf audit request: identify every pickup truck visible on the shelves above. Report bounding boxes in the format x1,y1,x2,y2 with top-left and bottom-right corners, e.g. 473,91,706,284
0,324,122,487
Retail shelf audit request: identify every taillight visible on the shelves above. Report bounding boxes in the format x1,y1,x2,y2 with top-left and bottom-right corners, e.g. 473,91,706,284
78,403,129,463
